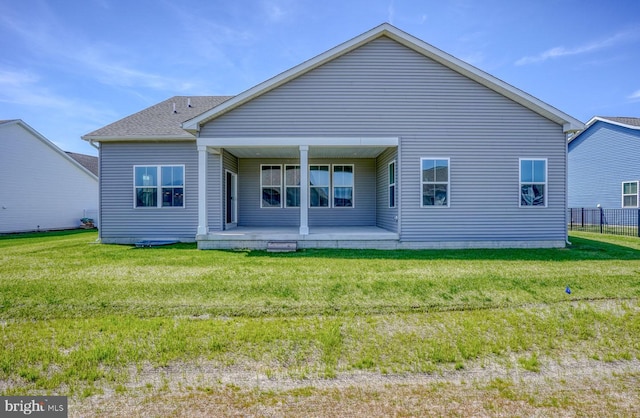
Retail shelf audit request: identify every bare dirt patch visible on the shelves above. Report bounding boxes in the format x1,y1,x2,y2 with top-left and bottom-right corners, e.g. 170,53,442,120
71,358,640,417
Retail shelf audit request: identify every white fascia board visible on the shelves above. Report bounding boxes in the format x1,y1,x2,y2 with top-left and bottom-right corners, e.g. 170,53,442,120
183,22,583,134
182,24,397,132
586,117,640,131
381,26,584,133
568,116,640,144
197,137,399,148
81,135,195,142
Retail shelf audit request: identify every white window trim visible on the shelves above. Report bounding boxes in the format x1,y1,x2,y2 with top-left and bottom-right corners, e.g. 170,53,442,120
309,164,331,208
284,164,301,208
133,165,185,209
260,164,283,208
332,164,355,209
622,180,639,208
519,158,547,208
420,157,450,208
389,160,396,208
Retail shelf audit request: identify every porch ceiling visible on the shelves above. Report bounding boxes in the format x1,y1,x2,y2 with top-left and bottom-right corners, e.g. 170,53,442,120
222,146,390,159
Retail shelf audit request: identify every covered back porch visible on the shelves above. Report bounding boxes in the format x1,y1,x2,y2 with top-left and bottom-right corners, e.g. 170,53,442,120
195,137,399,249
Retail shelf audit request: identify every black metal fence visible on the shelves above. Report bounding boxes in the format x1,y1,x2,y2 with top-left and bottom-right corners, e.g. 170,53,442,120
568,208,640,237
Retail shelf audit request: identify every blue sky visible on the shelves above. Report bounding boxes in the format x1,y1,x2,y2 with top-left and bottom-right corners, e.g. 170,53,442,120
1,0,639,156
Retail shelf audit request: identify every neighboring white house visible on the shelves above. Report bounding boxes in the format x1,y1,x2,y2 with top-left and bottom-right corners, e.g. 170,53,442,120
0,119,98,233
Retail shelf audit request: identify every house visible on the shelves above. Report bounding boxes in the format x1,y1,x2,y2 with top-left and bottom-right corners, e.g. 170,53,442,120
0,119,98,233
568,117,640,209
83,23,583,250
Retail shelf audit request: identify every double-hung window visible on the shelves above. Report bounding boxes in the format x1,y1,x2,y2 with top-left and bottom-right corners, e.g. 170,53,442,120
261,165,282,208
134,165,184,208
310,165,330,207
622,181,639,208
519,159,547,207
285,165,301,207
389,161,396,208
421,158,449,207
333,165,354,207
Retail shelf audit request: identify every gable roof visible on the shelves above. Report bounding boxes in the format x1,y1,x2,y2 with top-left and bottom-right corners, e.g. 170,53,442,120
183,23,583,134
568,116,640,144
66,152,99,176
1,119,98,180
82,96,232,141
596,116,640,128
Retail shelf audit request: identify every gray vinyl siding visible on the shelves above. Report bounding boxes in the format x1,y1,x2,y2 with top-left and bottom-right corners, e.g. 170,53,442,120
399,121,566,242
568,122,640,208
238,158,375,227
99,141,198,242
206,152,223,232
376,148,398,232
200,36,567,242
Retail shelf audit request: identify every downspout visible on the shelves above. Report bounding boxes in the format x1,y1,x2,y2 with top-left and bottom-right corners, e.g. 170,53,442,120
89,139,99,150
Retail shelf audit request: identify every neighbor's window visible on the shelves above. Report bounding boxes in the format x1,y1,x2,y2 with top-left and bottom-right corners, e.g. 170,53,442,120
285,165,301,207
622,181,639,208
333,165,354,207
310,165,330,207
520,159,547,207
421,158,449,207
261,165,282,208
389,160,396,208
134,165,184,208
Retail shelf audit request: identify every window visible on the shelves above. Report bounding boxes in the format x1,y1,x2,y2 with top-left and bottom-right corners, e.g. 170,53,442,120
261,165,282,207
134,165,184,208
622,181,639,208
310,165,330,207
421,158,449,207
285,165,300,207
389,161,396,208
520,159,547,207
333,165,354,207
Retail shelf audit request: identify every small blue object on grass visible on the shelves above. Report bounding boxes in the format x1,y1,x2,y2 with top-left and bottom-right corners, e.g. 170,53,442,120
565,285,571,294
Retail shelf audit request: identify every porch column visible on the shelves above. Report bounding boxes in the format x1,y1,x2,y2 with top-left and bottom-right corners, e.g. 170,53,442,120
197,145,208,235
299,145,309,235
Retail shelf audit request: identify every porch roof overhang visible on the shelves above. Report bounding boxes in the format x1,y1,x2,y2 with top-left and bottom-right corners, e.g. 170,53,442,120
197,136,398,158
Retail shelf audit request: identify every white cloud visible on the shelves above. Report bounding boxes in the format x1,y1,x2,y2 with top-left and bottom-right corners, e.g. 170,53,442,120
629,90,640,100
387,0,396,24
263,0,287,21
515,30,637,66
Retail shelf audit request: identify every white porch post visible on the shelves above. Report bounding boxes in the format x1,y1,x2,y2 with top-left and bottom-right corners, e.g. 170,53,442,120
299,145,309,235
197,145,208,235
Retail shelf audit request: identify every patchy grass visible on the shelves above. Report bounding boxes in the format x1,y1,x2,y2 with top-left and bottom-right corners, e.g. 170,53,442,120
1,230,639,416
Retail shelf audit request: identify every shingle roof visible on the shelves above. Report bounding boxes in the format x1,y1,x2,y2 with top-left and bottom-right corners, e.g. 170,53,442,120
568,116,640,144
598,116,640,127
66,152,99,176
83,96,232,139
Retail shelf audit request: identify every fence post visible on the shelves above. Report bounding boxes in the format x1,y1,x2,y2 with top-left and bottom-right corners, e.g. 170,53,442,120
637,209,640,238
581,207,584,228
570,208,573,231
600,207,604,234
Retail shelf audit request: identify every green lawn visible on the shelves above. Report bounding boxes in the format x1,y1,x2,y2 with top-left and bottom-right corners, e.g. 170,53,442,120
1,230,639,416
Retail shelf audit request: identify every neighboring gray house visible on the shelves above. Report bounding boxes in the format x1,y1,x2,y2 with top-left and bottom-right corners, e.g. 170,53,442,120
0,119,98,233
568,116,640,208
83,23,583,249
